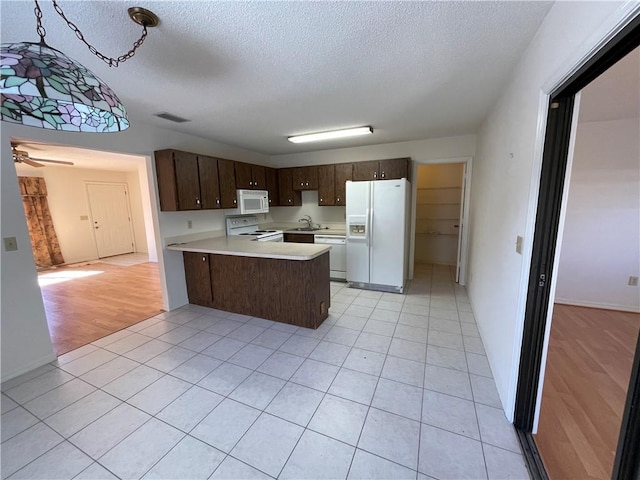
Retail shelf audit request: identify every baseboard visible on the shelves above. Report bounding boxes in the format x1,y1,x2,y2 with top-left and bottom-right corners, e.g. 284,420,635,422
554,298,640,313
1,352,57,384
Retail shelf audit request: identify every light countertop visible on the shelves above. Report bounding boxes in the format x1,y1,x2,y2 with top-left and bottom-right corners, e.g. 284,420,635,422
167,236,331,261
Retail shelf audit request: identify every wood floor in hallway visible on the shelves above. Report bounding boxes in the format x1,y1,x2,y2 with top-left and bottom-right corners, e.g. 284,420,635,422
38,261,163,356
534,304,640,479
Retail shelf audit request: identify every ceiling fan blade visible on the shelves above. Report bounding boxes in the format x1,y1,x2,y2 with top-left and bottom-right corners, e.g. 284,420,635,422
21,158,45,168
29,157,75,166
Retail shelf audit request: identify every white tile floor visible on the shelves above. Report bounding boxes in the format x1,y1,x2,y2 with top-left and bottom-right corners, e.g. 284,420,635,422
1,264,530,480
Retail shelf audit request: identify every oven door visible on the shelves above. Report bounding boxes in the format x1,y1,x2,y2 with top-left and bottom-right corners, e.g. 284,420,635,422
238,190,269,214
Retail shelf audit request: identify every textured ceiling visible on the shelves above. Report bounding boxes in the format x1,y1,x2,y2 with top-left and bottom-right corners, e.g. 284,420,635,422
1,1,553,155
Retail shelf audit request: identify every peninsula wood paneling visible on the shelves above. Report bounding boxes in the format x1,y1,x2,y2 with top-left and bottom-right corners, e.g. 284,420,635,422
206,253,330,328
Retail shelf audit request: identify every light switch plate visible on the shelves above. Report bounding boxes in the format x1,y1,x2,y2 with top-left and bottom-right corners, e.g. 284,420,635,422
3,237,18,251
629,276,639,286
515,236,523,254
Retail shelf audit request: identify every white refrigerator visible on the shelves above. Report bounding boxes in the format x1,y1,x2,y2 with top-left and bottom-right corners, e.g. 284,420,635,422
346,179,411,293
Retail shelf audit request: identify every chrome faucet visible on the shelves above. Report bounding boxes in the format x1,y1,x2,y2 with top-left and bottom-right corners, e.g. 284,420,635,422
298,214,313,228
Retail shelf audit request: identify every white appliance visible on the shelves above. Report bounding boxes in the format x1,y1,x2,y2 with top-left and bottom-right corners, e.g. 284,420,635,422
346,179,410,293
226,215,283,242
236,190,269,215
314,235,346,281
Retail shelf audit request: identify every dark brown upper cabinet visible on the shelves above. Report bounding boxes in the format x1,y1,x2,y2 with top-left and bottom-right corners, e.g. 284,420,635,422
334,163,352,206
197,155,222,209
352,158,410,181
379,158,410,181
217,158,238,209
317,165,335,206
292,166,319,191
278,168,302,206
236,162,266,190
155,149,222,211
265,167,280,207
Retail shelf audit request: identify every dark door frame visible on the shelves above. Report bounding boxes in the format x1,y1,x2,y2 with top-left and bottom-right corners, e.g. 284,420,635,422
513,14,640,480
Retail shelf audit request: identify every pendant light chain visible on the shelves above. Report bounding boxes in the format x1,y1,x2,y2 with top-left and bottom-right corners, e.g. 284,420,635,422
34,0,46,43
36,0,150,67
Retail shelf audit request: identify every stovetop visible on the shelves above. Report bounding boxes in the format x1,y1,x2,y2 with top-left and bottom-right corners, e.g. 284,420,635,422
226,216,282,239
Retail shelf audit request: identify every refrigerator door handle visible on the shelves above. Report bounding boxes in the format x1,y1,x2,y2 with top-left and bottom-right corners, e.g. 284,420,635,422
365,208,371,247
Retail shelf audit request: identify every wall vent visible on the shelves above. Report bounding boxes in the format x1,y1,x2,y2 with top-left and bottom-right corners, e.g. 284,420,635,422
154,112,191,123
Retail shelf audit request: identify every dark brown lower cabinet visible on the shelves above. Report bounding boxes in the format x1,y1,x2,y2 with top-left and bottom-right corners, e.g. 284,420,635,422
184,252,330,328
183,252,214,307
283,233,315,243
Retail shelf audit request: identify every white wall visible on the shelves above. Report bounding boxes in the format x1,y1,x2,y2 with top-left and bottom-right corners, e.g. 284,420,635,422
466,1,634,419
14,165,149,264
270,135,476,168
555,117,640,311
126,170,149,255
1,119,269,382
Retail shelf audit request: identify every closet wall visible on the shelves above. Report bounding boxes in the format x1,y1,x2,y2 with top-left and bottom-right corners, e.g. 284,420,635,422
414,163,464,265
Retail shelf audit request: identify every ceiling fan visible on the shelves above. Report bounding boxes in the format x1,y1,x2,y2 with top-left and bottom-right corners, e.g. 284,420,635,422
12,144,75,168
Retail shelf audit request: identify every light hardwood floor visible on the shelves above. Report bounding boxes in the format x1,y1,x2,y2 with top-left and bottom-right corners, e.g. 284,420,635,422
534,304,640,479
38,261,163,356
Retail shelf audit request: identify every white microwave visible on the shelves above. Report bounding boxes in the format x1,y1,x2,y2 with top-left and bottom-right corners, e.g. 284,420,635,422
237,189,269,214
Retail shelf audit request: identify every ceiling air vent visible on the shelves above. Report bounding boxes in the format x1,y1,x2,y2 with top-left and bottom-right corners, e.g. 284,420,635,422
154,112,190,123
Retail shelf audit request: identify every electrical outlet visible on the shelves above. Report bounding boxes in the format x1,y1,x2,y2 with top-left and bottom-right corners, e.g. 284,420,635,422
3,237,18,251
629,276,639,286
187,220,192,229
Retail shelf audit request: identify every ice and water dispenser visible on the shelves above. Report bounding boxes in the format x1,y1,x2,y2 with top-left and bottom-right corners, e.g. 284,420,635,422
349,223,366,236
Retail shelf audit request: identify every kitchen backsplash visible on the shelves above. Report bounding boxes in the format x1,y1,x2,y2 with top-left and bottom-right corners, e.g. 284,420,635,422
265,190,346,225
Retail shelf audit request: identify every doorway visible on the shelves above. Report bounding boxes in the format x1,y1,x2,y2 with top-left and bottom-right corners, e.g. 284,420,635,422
514,16,640,480
410,157,472,285
86,182,135,258
13,140,163,356
414,163,464,278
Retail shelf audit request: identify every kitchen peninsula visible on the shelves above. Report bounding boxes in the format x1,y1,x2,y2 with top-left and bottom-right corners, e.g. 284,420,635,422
168,237,331,329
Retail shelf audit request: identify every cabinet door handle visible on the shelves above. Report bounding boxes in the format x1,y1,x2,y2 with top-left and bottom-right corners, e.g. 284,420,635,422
233,199,237,204
306,182,309,187
196,198,201,205
336,197,340,202
288,198,292,203
373,172,377,179
320,198,323,202
202,255,207,262
300,182,303,187
381,172,385,178
254,181,258,186
216,198,220,205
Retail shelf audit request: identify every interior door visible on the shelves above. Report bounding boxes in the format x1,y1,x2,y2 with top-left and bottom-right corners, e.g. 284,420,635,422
87,183,135,258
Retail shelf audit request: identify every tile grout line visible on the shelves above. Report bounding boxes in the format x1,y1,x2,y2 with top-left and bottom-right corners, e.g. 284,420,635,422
3,271,509,479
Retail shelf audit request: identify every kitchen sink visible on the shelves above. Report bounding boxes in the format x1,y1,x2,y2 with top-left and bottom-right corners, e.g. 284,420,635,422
287,227,324,232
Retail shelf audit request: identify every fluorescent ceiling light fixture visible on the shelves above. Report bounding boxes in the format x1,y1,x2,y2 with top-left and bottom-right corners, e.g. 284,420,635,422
288,126,373,143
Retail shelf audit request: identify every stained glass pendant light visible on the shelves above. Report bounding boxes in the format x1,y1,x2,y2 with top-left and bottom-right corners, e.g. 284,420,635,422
0,1,158,133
